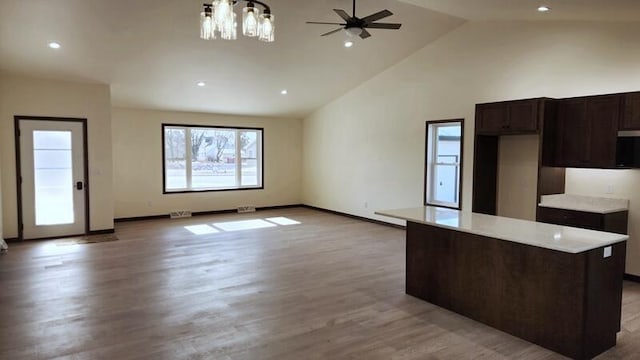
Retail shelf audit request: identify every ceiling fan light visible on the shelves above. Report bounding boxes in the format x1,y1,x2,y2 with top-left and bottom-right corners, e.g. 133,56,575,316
242,6,260,37
345,27,362,37
258,13,275,42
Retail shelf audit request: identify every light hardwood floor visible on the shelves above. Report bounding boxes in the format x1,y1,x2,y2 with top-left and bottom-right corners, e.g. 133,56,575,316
1,207,640,359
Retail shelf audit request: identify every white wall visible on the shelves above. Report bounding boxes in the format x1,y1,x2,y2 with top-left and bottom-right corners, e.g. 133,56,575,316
112,107,302,218
0,72,114,238
302,21,640,270
497,134,539,221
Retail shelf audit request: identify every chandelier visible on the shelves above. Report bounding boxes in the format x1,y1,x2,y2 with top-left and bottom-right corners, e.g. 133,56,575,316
200,1,275,42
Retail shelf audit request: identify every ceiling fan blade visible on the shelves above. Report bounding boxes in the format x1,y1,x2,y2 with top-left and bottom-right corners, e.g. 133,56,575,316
361,9,393,24
359,29,371,39
333,9,351,21
306,21,346,25
365,23,402,30
321,28,344,37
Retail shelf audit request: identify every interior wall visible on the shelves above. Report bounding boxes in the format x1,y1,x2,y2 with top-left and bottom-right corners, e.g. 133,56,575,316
496,135,539,221
0,72,114,238
111,107,302,219
565,169,640,274
302,21,640,266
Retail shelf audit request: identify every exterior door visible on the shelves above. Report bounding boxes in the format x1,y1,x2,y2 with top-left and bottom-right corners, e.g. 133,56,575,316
18,119,87,239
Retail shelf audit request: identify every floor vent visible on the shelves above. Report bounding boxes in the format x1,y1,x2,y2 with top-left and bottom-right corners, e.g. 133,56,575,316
237,205,256,213
170,210,192,219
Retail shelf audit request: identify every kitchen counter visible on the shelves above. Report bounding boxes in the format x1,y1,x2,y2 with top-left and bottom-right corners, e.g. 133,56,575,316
376,206,627,359
375,206,628,253
538,194,629,214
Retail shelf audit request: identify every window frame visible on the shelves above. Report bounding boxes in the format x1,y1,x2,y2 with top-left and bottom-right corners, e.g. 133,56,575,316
424,119,464,210
161,123,264,194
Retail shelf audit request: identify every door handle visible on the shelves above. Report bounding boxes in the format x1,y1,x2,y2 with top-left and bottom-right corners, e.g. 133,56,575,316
76,181,83,190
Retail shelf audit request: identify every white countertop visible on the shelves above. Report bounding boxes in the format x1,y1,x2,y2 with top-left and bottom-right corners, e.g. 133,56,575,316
538,194,629,214
375,206,628,254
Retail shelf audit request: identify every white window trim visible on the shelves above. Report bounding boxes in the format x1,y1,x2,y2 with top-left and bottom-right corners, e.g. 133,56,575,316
163,125,263,193
425,121,463,209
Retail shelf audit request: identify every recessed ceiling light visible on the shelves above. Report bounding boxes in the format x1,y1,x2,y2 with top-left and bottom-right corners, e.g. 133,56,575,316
197,81,206,87
537,5,551,12
48,42,61,49
280,89,288,95
344,41,354,48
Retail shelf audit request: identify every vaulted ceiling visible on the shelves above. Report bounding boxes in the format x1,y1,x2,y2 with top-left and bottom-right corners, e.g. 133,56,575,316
0,0,463,118
1,1,638,118
401,0,640,21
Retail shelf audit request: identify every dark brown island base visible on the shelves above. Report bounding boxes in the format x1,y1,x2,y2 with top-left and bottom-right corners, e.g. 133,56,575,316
376,206,628,360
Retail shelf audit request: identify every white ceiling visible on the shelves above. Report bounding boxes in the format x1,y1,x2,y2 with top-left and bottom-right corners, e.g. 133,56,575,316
2,1,638,119
400,0,640,21
0,0,463,118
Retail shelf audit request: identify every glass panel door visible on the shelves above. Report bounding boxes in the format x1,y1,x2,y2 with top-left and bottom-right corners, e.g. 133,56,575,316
19,119,86,240
33,131,75,225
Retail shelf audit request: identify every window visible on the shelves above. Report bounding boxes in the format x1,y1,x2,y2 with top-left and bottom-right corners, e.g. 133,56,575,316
425,120,463,209
163,124,263,192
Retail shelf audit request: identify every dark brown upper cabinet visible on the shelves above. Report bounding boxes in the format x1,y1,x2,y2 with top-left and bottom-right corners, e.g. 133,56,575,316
621,92,640,130
553,95,620,168
475,99,540,135
555,98,588,167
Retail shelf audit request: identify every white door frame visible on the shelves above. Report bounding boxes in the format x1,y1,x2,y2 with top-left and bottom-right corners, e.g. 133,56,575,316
15,116,90,240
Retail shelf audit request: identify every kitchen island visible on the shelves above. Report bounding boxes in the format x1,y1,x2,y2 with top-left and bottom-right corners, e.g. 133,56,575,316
375,206,628,360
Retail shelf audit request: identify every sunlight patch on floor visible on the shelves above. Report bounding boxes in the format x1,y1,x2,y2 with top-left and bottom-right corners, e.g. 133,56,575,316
184,224,220,235
213,219,277,232
184,217,302,235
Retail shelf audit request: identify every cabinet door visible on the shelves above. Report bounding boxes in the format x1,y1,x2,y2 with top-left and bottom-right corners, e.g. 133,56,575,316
537,207,604,231
508,100,539,132
537,207,628,235
476,104,508,134
587,95,620,168
621,92,640,130
556,99,588,167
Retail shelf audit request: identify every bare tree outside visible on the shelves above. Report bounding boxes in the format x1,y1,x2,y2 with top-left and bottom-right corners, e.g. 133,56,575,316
191,130,206,159
208,130,234,162
165,128,186,161
164,127,187,189
240,132,251,152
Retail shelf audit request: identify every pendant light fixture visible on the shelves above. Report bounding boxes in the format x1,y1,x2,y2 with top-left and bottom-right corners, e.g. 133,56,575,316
200,1,275,42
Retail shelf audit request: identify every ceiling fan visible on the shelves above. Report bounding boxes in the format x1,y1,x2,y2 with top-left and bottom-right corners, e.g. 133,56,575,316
306,0,402,39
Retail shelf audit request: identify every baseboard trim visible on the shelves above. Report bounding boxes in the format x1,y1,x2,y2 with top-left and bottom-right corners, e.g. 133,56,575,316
4,229,114,242
190,209,236,216
624,273,640,283
301,205,406,230
112,204,400,231
115,204,305,223
89,229,115,235
115,214,171,223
